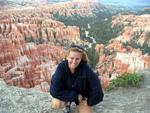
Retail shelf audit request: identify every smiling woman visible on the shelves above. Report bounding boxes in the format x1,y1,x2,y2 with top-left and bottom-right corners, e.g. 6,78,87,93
66,51,82,73
50,44,104,113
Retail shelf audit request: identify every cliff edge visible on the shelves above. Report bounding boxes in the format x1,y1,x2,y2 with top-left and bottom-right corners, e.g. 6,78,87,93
0,69,150,113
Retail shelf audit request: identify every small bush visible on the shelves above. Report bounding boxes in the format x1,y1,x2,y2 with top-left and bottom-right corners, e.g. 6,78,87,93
106,73,143,91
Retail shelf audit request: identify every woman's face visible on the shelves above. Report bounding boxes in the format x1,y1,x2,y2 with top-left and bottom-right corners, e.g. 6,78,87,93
67,51,82,70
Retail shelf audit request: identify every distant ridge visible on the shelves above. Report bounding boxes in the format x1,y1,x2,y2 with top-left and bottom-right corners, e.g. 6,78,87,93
48,0,99,3
0,0,48,9
73,0,98,2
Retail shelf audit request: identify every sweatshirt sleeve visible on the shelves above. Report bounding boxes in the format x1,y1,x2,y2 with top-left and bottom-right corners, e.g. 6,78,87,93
86,65,104,106
50,64,78,102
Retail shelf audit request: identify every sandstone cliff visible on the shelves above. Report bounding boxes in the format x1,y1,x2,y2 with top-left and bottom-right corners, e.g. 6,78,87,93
0,1,150,92
0,38,63,92
112,14,150,46
0,0,98,92
95,14,150,88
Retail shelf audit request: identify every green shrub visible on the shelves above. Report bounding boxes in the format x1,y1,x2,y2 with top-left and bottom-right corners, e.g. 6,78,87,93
106,73,143,91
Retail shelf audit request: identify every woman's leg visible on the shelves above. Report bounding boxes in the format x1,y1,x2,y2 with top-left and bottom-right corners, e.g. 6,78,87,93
77,100,93,113
51,98,66,109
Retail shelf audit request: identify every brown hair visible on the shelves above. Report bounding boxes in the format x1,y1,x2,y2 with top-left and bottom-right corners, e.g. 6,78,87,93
64,45,89,63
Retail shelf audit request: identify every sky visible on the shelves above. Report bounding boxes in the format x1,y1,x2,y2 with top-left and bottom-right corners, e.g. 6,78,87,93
48,0,150,7
100,0,150,7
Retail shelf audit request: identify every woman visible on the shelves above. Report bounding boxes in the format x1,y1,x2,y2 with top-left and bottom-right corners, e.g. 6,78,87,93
50,45,104,113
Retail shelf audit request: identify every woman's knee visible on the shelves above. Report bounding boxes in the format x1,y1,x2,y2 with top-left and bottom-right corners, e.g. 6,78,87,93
51,98,66,109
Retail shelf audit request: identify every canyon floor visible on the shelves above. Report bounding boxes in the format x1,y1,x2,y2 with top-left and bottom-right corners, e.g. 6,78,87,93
0,69,150,113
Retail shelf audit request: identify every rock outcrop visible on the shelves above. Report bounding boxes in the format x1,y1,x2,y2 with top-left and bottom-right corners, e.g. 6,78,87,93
0,38,63,92
1,1,150,93
0,15,80,44
0,2,84,92
112,14,150,46
0,69,150,113
42,1,103,17
96,14,150,88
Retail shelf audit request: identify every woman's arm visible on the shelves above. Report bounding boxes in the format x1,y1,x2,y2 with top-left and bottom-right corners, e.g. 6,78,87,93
86,65,104,106
50,65,78,102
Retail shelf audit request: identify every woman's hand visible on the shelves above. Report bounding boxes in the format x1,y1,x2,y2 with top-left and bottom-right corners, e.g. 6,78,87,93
78,96,92,113
78,94,88,105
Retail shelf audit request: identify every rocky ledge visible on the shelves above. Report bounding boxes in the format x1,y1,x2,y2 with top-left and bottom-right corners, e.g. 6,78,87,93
0,69,150,113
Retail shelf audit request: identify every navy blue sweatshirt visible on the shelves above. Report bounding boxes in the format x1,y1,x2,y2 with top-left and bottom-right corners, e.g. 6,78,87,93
50,60,104,106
